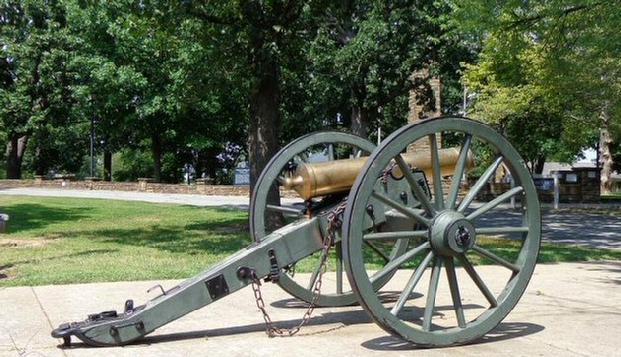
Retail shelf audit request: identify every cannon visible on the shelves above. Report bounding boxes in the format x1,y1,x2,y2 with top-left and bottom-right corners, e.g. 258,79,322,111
51,117,540,347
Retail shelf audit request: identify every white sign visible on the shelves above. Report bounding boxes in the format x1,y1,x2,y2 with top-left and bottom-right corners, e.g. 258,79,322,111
565,173,578,183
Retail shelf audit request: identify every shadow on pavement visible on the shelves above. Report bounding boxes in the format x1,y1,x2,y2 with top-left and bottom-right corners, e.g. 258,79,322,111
59,298,492,349
59,308,375,349
361,321,545,351
577,260,621,285
270,291,424,309
59,316,543,351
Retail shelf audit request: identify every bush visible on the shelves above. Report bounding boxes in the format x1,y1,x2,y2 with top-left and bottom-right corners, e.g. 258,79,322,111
112,149,154,182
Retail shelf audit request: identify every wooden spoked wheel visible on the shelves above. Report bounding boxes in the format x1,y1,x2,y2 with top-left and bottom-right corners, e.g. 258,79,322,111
343,117,541,346
250,131,409,307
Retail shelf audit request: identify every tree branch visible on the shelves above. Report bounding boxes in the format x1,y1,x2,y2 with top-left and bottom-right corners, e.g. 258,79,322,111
185,4,235,26
325,10,355,45
505,2,603,30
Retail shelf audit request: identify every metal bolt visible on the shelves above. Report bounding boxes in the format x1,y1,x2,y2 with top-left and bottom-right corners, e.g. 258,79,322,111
237,266,253,280
400,191,408,204
456,226,470,247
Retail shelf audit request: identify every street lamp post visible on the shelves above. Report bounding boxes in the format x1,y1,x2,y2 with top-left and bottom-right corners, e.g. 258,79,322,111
90,116,95,178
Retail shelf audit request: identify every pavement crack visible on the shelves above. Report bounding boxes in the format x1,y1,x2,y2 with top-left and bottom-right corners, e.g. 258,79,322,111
30,288,54,330
5,327,24,355
31,287,68,357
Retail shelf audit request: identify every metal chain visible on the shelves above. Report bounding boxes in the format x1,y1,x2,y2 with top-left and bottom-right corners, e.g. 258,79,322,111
250,200,348,337
380,162,398,184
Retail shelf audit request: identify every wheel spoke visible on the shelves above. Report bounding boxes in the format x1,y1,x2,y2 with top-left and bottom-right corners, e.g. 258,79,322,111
447,134,472,210
456,255,498,307
475,226,529,235
335,242,343,294
364,230,428,241
458,155,504,213
471,245,520,272
391,251,434,315
394,154,436,216
372,191,431,226
364,240,390,263
467,186,523,221
445,257,466,328
370,242,430,283
422,256,443,331
429,134,444,210
266,204,303,217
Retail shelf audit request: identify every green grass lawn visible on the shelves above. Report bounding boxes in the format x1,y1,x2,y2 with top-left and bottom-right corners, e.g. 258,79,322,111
601,192,621,202
1,195,620,287
0,196,249,286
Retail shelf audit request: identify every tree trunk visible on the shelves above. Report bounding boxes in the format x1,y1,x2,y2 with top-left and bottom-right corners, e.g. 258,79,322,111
351,86,370,138
245,29,284,231
152,134,162,183
248,70,282,232
247,56,281,193
600,104,614,195
34,144,46,176
103,151,112,181
534,155,546,175
351,106,369,138
6,135,28,179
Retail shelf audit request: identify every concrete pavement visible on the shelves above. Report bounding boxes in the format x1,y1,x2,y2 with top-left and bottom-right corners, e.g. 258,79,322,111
1,261,620,357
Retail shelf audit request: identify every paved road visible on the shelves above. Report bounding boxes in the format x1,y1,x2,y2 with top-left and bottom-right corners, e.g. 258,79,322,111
0,187,253,209
1,262,620,356
1,187,620,249
478,207,621,250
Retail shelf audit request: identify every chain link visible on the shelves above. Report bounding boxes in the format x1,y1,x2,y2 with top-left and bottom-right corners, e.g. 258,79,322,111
380,162,398,184
250,199,348,337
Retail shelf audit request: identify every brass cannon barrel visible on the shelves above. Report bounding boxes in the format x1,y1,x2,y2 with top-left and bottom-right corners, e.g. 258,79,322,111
282,148,474,200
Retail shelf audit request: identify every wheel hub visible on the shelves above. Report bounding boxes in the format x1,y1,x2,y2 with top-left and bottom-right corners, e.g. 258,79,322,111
430,211,476,256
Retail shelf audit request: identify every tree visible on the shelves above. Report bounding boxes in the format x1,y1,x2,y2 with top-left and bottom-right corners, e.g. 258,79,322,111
306,1,474,138
67,1,247,183
0,0,79,178
455,0,621,188
184,1,310,191
462,39,594,173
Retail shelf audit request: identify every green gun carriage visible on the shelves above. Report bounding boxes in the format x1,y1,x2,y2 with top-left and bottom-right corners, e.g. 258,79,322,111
52,117,540,348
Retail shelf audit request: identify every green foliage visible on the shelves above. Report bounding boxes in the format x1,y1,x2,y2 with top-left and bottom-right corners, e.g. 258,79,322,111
3,0,613,183
1,0,251,182
303,0,476,136
0,0,85,177
457,0,621,171
112,149,153,182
